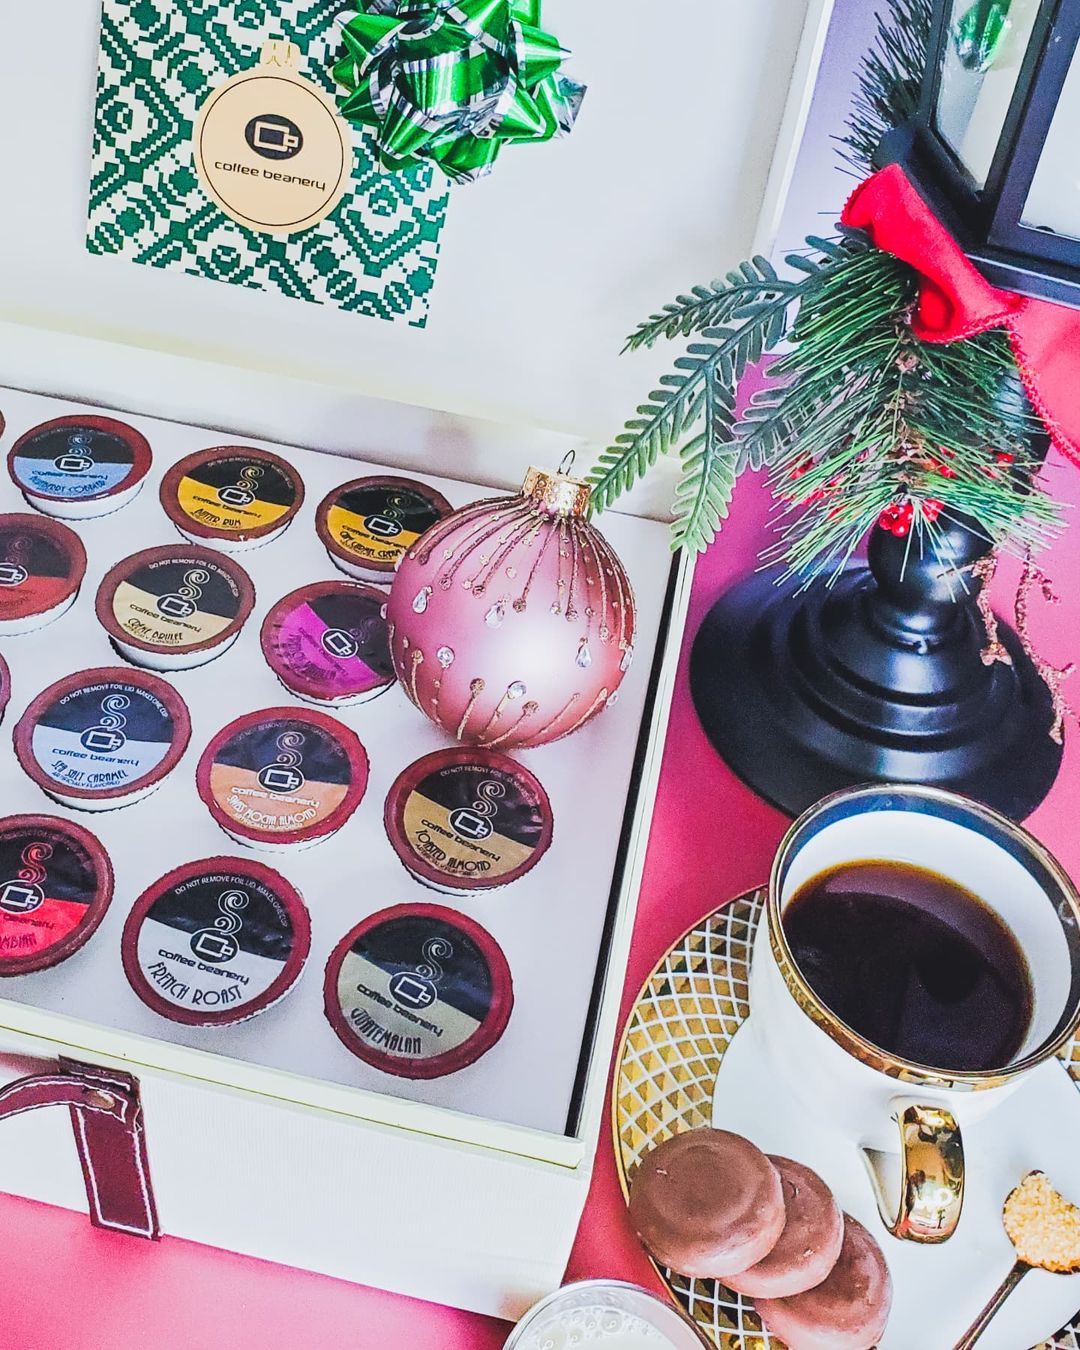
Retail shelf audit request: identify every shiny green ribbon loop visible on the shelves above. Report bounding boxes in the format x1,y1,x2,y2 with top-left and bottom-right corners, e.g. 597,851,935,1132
333,0,585,184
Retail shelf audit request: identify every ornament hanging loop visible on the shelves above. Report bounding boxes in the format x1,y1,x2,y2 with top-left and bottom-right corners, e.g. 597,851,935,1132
558,449,577,477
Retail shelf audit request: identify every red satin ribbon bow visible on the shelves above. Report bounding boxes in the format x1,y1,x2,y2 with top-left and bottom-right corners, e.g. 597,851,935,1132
841,163,1080,468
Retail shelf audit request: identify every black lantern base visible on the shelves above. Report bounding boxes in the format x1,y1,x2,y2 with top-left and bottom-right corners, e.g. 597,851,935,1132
690,559,1063,822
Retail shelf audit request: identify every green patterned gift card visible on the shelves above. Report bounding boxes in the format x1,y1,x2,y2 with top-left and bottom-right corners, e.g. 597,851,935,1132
88,0,450,327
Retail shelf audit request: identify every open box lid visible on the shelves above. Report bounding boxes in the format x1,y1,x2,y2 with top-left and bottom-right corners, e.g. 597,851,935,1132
0,1,835,491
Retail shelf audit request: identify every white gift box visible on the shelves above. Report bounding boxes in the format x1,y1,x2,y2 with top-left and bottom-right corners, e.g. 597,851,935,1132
0,0,837,1321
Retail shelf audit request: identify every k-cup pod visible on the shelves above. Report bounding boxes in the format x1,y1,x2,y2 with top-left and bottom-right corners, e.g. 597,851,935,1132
15,667,191,812
0,814,113,975
260,579,395,707
160,445,304,551
8,415,152,519
197,706,369,852
384,747,553,893
96,544,255,671
316,476,452,583
0,513,87,636
122,857,311,1026
323,903,513,1078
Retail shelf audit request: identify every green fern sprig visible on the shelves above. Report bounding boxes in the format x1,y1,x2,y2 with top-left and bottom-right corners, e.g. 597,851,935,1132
623,256,796,353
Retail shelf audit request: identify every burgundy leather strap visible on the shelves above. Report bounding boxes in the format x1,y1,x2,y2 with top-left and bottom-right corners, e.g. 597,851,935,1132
0,1057,159,1240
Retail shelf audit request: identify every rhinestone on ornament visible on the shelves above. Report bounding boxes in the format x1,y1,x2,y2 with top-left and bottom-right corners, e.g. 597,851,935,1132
620,646,634,673
576,640,592,669
485,601,506,628
412,587,432,614
508,682,526,700
437,647,455,669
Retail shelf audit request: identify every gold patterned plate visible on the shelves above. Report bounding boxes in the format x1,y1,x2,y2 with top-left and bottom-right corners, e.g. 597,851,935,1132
612,889,1080,1350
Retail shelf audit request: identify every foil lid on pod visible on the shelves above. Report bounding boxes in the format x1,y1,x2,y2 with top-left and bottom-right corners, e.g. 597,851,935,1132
260,580,395,706
384,747,553,893
95,544,255,670
122,857,311,1025
323,903,513,1078
160,446,304,550
0,512,87,635
8,415,152,519
0,814,114,975
15,668,191,811
197,706,369,850
316,476,452,582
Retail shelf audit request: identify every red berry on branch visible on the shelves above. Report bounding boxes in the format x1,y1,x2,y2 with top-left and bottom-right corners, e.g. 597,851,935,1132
789,459,813,480
995,451,1015,465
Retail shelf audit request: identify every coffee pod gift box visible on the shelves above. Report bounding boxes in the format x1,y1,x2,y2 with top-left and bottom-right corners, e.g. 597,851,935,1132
0,381,682,1327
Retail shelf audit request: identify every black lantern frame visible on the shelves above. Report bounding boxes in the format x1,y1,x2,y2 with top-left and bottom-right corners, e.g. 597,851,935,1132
878,0,1080,306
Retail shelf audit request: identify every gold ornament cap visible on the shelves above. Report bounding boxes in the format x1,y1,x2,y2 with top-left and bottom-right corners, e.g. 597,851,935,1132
523,452,591,518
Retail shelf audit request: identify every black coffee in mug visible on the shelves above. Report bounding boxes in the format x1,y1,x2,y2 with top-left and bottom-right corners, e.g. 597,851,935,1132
784,860,1034,1073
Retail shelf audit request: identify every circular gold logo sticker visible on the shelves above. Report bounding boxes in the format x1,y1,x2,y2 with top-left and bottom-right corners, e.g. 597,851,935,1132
194,42,352,236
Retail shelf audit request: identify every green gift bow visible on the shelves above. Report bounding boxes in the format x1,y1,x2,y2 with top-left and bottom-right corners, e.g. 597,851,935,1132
333,0,586,184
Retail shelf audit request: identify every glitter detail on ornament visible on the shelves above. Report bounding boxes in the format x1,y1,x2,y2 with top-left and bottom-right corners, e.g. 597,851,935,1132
485,601,506,628
600,625,611,642
576,640,592,669
437,646,455,668
412,587,432,614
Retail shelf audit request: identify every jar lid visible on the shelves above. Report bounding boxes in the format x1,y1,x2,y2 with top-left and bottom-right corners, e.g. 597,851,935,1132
160,446,304,545
15,667,191,805
0,814,113,975
0,513,87,624
323,903,513,1078
121,857,310,1025
261,580,395,704
8,415,152,505
196,706,370,846
316,476,452,575
95,544,255,657
384,747,553,891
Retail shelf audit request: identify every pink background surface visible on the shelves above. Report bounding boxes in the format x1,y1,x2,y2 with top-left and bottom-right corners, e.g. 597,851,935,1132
2,439,1079,1347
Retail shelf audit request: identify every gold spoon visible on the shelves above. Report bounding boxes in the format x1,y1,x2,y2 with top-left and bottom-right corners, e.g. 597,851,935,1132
953,1171,1080,1349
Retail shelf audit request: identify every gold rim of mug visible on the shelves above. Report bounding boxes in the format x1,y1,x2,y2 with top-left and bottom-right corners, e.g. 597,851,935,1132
767,783,1080,1092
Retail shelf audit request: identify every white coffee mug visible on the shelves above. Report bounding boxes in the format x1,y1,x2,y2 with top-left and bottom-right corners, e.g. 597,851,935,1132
750,784,1080,1244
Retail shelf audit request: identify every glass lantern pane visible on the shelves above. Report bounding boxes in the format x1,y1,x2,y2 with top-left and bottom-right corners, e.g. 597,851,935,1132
1021,41,1080,239
935,0,1042,189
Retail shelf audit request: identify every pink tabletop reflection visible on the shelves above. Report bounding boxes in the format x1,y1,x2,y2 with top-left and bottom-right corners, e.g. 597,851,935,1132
3,433,1078,1350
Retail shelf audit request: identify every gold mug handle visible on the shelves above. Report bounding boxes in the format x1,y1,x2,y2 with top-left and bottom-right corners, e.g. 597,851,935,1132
861,1103,965,1243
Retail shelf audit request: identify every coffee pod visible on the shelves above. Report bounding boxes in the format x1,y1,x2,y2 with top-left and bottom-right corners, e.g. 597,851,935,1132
160,446,304,551
197,706,369,851
260,579,395,707
323,903,513,1078
0,814,113,975
122,858,310,1026
8,415,152,519
0,513,87,636
0,653,10,727
316,476,452,583
384,747,553,893
96,544,255,671
15,668,191,812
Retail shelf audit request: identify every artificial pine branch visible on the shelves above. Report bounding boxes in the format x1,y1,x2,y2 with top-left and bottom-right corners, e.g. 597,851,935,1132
839,0,933,174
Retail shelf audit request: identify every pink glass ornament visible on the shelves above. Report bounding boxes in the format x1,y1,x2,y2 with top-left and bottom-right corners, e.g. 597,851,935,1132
386,466,636,750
